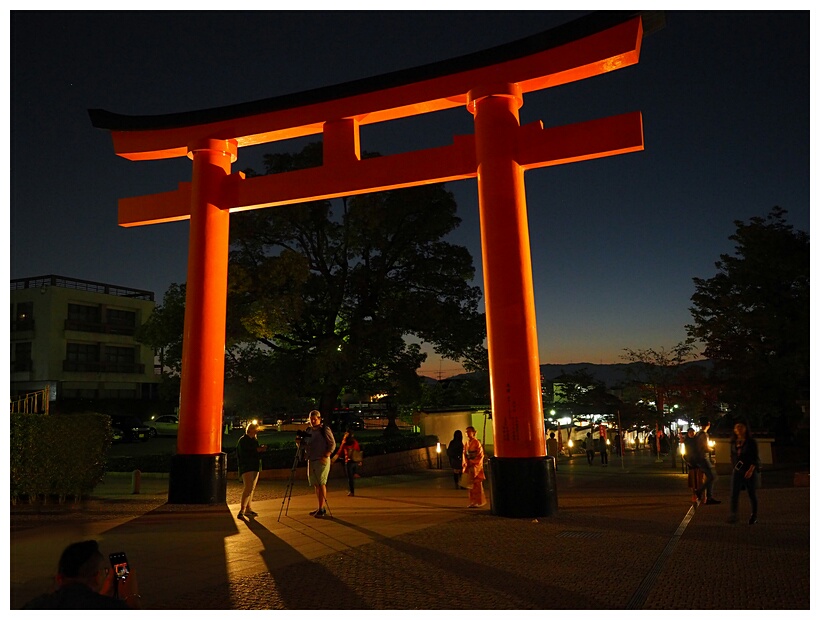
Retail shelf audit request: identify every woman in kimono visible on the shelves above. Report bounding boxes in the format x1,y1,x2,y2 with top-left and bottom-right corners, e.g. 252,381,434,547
463,426,486,508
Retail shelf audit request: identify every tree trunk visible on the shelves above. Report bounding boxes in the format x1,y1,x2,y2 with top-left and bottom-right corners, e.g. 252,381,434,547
383,405,401,436
318,387,340,418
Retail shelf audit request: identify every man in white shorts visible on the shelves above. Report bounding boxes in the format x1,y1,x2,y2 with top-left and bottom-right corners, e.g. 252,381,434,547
300,410,336,518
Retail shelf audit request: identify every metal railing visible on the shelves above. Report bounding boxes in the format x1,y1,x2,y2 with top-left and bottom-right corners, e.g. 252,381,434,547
10,386,50,415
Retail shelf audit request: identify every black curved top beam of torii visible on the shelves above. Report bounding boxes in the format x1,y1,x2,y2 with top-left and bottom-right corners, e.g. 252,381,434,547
89,11,663,134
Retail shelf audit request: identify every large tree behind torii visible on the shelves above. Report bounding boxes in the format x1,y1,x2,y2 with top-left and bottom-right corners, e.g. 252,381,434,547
227,142,487,415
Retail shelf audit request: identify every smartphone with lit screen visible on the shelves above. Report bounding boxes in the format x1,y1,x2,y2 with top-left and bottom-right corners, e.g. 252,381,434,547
109,552,130,581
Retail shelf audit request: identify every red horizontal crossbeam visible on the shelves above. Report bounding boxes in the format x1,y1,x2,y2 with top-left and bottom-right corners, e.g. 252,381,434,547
118,111,643,227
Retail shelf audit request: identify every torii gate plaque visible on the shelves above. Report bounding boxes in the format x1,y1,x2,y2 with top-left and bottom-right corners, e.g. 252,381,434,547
91,12,649,516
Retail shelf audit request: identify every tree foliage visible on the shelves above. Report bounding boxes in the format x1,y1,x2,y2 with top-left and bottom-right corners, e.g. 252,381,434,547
686,207,809,432
549,369,619,420
134,283,186,403
226,142,487,415
417,373,490,410
619,341,705,428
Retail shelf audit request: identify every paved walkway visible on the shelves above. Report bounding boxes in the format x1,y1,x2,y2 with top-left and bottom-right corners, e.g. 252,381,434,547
9,452,811,609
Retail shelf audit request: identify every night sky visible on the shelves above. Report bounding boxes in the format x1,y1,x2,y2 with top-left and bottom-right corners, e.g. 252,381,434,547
8,10,810,376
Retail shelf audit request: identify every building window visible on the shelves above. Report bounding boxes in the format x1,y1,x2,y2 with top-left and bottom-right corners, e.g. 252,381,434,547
62,388,99,399
12,301,34,331
66,303,102,333
64,344,143,374
106,308,137,335
13,342,32,372
101,388,138,399
104,345,135,369
104,346,143,374
64,343,100,372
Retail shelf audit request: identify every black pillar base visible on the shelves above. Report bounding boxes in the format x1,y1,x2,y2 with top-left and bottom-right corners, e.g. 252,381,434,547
487,456,558,518
168,453,228,504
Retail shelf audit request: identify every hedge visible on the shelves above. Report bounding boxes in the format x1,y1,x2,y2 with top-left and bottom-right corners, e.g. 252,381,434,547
106,433,440,473
10,412,112,504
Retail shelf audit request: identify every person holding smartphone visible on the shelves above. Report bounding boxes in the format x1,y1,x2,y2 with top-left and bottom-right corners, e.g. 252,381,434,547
22,540,141,609
727,421,760,525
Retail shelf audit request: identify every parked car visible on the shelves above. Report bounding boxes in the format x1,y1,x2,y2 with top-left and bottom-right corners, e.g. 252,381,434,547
110,415,151,442
327,411,365,432
146,414,179,437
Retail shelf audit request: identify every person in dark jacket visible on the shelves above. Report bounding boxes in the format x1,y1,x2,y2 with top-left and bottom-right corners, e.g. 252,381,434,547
446,430,465,489
23,540,141,609
683,428,701,502
727,421,760,525
236,422,267,519
585,432,595,465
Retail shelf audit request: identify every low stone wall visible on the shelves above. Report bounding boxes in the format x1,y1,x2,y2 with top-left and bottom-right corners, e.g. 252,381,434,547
258,446,440,481
713,436,774,465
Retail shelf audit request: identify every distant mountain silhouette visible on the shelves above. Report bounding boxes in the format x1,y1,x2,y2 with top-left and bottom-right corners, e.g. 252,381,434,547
443,360,712,388
543,361,713,387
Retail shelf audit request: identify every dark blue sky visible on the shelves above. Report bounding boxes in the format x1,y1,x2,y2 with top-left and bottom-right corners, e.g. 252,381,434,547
8,10,810,375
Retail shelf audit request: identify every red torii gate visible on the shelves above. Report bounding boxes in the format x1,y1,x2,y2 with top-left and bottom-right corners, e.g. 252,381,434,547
91,12,650,517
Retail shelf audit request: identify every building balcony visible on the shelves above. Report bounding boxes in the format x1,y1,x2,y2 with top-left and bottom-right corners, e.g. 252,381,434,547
64,319,136,336
62,361,145,374
11,318,35,332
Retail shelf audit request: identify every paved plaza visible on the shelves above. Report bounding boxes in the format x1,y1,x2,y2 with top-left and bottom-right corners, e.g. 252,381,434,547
10,451,811,610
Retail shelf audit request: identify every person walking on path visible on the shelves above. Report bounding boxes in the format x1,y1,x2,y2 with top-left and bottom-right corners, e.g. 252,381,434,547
546,432,559,461
300,410,336,518
332,431,362,496
683,428,702,502
693,416,720,505
727,421,760,524
446,430,465,489
599,435,609,466
463,426,486,508
585,432,595,465
236,422,267,518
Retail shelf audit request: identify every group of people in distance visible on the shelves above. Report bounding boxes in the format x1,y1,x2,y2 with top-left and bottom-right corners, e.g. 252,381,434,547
445,426,487,508
237,409,361,520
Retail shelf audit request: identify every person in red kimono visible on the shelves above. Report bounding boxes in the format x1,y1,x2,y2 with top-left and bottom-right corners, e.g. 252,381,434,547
463,426,486,508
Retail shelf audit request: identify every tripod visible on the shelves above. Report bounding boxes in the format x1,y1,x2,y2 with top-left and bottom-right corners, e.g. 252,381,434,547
278,443,304,521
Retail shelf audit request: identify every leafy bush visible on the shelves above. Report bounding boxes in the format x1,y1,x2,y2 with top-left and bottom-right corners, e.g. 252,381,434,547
11,412,112,503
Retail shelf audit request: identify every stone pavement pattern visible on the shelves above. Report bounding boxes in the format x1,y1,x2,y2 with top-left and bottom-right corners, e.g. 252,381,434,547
9,453,810,609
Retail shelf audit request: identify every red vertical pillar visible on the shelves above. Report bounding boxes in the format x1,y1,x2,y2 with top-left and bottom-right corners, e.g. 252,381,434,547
468,84,555,517
168,138,236,504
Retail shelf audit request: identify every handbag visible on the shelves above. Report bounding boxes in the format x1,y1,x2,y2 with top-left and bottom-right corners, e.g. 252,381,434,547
351,449,364,463
459,470,474,489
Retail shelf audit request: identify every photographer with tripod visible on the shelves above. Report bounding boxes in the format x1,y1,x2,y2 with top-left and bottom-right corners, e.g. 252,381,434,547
298,410,336,518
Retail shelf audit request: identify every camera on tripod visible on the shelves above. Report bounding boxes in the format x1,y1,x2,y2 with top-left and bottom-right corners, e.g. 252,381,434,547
279,429,309,521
